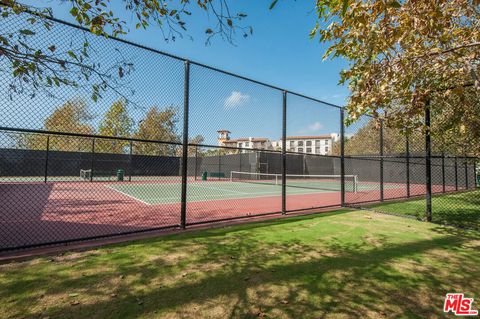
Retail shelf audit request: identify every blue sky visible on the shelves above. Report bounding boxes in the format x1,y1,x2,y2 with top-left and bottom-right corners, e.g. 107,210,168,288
2,1,351,145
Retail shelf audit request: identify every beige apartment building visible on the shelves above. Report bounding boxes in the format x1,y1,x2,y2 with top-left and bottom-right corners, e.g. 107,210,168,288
217,130,339,155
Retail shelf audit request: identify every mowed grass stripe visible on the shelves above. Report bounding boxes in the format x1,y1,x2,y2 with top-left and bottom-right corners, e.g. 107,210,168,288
1,210,479,318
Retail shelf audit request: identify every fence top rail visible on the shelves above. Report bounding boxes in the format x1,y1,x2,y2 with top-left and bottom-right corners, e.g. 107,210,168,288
188,142,283,153
0,126,182,146
189,143,343,157
285,150,342,159
10,5,343,110
345,154,479,160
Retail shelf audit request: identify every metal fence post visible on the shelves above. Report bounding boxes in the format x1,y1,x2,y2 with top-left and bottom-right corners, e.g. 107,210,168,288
380,120,384,202
406,134,410,198
340,108,345,206
44,135,50,183
180,60,190,229
475,160,478,188
239,149,243,172
425,102,432,222
90,138,95,182
442,152,446,193
282,91,287,214
218,152,221,181
455,156,458,191
465,155,469,189
128,140,133,182
194,146,198,181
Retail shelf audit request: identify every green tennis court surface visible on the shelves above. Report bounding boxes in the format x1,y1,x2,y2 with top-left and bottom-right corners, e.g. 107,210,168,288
107,180,392,205
108,181,333,205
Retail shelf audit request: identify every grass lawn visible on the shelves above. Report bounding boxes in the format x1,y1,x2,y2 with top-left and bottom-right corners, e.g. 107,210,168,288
1,210,479,318
367,189,480,230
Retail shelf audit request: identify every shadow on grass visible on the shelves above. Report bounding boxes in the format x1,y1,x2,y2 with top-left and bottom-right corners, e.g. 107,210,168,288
366,190,480,231
3,217,480,318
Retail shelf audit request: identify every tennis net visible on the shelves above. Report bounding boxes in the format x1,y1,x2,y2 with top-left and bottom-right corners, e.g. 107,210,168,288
230,171,358,193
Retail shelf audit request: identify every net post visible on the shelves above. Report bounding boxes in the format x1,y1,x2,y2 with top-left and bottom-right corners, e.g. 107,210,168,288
44,135,50,183
442,152,446,193
340,107,345,206
90,138,95,182
128,140,133,182
406,133,410,198
380,119,384,202
180,60,190,229
282,91,287,215
455,156,458,191
425,101,432,222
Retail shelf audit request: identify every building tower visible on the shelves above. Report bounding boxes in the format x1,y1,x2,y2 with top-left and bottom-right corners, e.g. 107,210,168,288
217,130,231,146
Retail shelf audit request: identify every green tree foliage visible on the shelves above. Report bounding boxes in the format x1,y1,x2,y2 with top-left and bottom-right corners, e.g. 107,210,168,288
332,117,450,156
1,1,249,102
308,0,480,155
173,134,206,157
17,98,94,151
187,134,205,157
203,148,237,157
133,106,179,156
95,99,133,154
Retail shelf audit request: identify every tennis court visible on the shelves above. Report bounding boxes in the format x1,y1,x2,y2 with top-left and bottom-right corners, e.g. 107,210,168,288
107,172,360,205
0,165,463,251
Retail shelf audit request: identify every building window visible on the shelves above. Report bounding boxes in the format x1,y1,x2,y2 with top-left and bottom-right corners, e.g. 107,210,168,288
315,147,320,153
245,142,250,147
315,140,320,146
325,146,329,153
306,141,312,146
238,143,242,147
298,141,304,146
298,148,303,153
306,148,312,153
289,141,295,147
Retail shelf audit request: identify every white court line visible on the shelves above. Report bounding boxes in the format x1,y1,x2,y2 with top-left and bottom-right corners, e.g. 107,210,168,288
106,185,152,206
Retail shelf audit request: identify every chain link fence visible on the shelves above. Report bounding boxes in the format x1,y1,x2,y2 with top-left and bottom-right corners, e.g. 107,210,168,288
0,10,479,251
